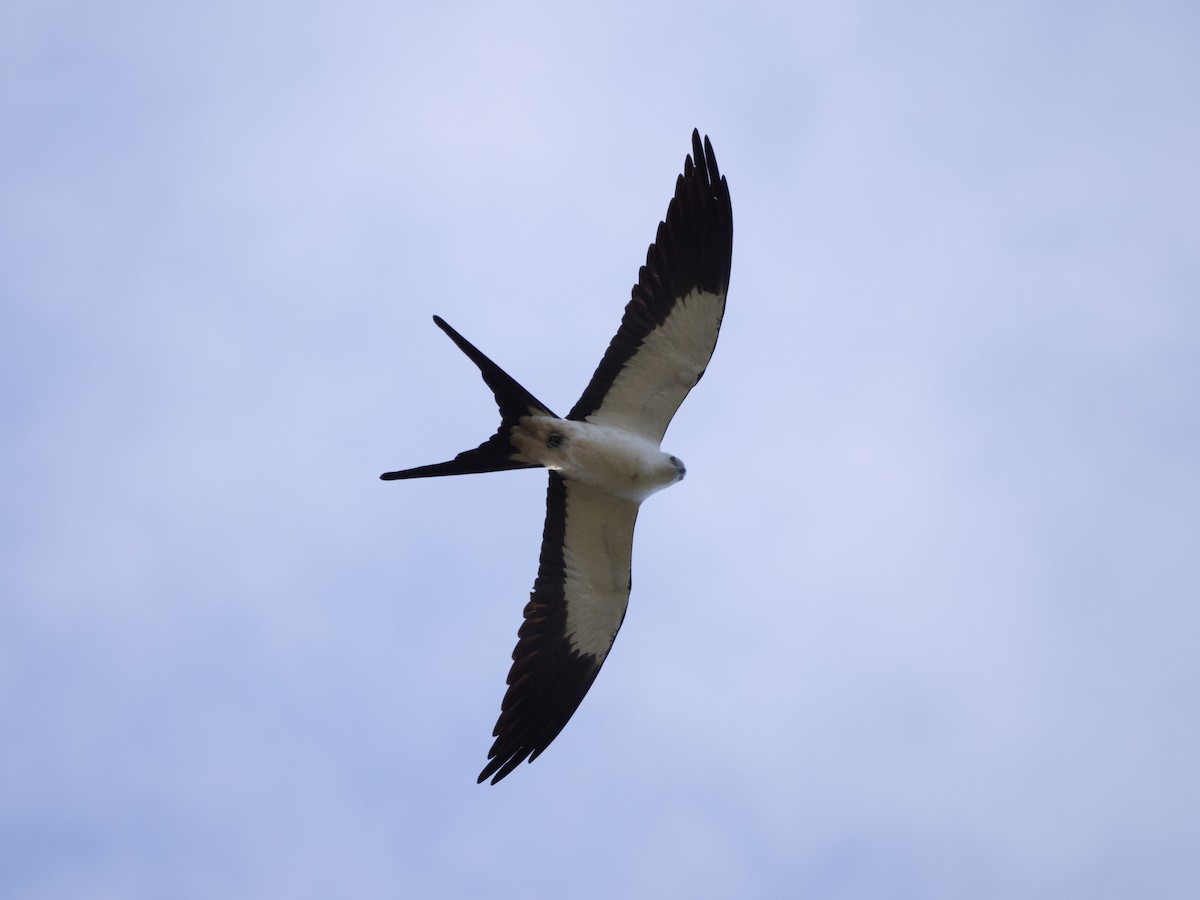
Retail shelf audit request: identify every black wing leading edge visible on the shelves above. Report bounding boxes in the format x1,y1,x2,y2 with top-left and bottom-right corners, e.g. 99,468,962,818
478,474,613,784
568,129,733,440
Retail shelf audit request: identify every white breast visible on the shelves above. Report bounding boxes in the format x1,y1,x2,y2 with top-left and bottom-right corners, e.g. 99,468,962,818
511,416,684,503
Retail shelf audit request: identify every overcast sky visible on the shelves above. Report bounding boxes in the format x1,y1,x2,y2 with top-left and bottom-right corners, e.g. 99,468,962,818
3,1,1198,898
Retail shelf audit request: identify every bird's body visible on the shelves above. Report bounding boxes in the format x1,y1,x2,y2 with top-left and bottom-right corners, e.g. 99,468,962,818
382,131,732,783
510,416,685,503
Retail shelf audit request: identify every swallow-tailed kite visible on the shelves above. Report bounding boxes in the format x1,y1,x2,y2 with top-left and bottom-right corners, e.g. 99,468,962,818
382,130,733,784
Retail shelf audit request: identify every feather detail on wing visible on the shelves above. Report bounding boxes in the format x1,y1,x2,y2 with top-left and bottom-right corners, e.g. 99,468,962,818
478,473,639,784
568,130,733,443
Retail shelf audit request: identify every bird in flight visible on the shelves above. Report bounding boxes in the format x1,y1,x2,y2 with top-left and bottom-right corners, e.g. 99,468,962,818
382,130,733,784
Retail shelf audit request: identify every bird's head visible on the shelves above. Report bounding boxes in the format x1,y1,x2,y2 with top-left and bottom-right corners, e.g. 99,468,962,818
667,454,686,483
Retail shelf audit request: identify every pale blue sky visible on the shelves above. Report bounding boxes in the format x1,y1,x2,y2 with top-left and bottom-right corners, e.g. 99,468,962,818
3,1,1198,898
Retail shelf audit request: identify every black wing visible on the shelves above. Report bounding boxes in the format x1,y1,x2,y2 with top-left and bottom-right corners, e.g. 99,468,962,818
568,130,733,443
478,473,639,784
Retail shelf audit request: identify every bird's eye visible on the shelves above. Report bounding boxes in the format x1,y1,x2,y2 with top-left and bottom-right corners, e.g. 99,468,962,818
547,431,565,448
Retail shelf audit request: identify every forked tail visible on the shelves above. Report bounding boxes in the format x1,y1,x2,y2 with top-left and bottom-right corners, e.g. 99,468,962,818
380,316,558,480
